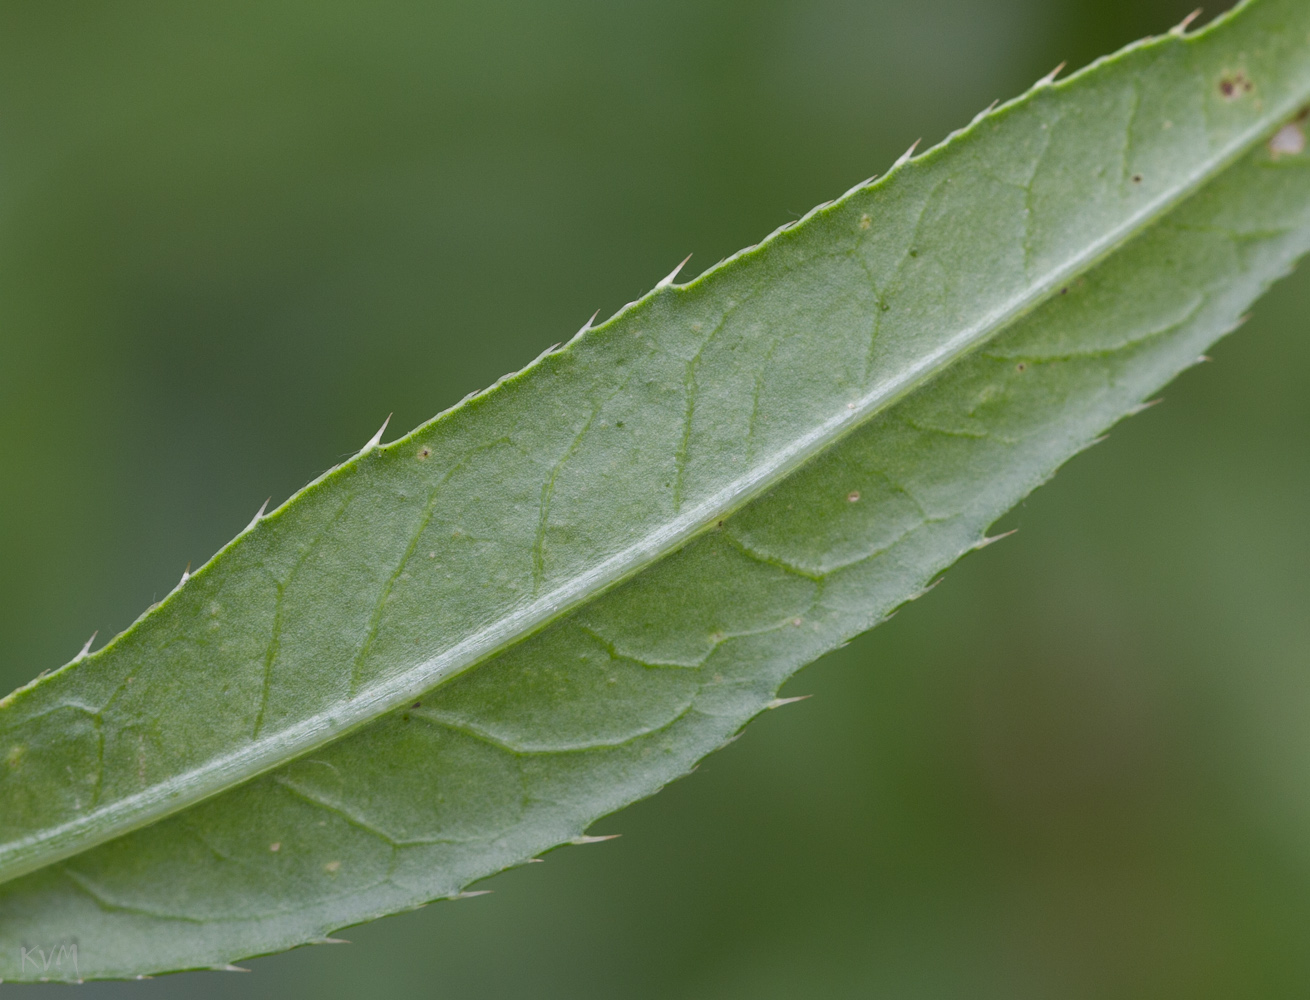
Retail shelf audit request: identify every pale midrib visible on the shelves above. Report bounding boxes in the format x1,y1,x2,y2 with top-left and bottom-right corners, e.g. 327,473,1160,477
2,80,1305,889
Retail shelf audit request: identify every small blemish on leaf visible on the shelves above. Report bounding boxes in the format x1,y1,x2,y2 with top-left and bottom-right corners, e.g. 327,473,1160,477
269,842,281,853
325,861,341,873
909,248,919,257
859,213,871,230
1218,72,1253,100
791,618,803,627
1270,122,1306,159
1131,174,1143,183
417,446,432,459
412,701,421,709
6,746,23,768
847,491,861,502
1016,362,1027,372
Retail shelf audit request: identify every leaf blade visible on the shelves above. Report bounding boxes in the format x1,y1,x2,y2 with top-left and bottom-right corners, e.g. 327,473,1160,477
4,0,1310,978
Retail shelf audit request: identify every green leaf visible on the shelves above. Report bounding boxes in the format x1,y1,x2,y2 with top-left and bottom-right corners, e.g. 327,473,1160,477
4,0,1310,979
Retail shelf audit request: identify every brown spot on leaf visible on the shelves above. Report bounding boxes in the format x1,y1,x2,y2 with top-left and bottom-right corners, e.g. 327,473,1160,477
1016,363,1027,373
417,446,432,459
1219,72,1254,100
847,490,861,503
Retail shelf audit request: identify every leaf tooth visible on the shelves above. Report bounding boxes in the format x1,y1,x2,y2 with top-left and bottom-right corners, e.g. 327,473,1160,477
72,631,98,663
360,412,392,454
1035,61,1067,88
452,890,492,899
1128,398,1164,416
892,139,921,169
973,529,1018,552
840,174,879,200
656,253,694,290
1171,9,1202,36
766,695,811,710
570,834,620,845
212,964,250,972
566,309,602,347
243,497,271,534
971,99,1001,126
310,937,350,945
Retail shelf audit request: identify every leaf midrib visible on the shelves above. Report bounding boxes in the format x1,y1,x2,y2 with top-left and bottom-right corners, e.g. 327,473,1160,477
3,39,1305,890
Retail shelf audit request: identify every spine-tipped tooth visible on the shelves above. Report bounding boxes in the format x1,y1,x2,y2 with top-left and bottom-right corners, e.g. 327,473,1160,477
656,254,694,289
245,498,271,533
893,139,921,169
564,309,602,348
362,413,392,453
973,529,1018,551
1036,61,1067,87
1171,9,1202,36
1128,398,1163,416
74,631,98,662
766,695,811,709
570,834,620,845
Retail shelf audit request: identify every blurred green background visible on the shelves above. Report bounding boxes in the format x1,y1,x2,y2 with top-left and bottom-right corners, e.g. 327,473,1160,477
3,0,1309,995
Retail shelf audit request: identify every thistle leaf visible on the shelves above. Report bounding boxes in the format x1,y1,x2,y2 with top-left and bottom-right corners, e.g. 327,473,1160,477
4,0,1310,979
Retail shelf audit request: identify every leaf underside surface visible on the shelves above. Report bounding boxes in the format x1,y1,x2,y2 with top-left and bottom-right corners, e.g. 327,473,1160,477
4,0,1310,979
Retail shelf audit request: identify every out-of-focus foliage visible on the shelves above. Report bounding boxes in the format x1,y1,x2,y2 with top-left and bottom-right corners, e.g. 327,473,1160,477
3,0,1309,995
